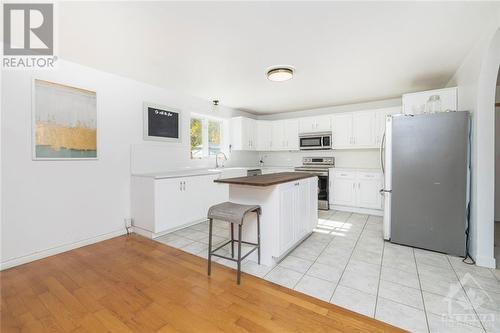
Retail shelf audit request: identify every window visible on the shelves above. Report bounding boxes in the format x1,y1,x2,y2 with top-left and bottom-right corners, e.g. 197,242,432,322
190,118,203,158
208,120,222,156
190,114,226,159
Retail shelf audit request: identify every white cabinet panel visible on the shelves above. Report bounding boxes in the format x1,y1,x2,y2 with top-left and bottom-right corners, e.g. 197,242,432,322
332,113,353,148
315,115,331,131
284,119,299,150
155,178,188,232
330,170,382,210
230,117,256,150
272,120,285,150
299,117,316,133
353,112,376,147
132,174,229,236
356,173,383,209
299,116,331,133
331,171,357,206
295,180,310,240
256,120,272,151
279,182,296,252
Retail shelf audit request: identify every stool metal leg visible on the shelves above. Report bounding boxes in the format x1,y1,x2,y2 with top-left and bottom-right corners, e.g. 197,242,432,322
208,218,213,276
257,211,261,265
237,224,242,285
230,223,234,258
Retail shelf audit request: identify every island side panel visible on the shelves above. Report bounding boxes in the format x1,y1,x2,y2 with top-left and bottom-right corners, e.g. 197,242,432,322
228,184,280,267
227,176,318,267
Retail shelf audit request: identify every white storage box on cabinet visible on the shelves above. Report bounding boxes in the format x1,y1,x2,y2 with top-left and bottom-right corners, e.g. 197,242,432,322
402,87,457,115
131,173,227,237
330,169,383,215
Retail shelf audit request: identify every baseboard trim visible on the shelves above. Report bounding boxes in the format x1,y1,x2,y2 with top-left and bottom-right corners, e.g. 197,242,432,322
132,218,209,239
0,228,127,271
330,205,383,216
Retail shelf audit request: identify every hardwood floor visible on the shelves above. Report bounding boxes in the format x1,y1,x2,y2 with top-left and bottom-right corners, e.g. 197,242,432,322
1,234,403,332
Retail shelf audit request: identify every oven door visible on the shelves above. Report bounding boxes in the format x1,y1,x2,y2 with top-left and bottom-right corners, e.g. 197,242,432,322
299,136,322,150
317,174,329,210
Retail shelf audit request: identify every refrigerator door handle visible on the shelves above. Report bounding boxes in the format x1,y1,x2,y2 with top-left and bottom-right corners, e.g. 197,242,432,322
380,131,386,174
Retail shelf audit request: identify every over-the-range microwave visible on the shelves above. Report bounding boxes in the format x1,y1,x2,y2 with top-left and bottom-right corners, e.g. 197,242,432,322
299,132,332,150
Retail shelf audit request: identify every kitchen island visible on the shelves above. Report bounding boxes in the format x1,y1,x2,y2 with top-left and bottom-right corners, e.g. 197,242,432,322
214,172,318,266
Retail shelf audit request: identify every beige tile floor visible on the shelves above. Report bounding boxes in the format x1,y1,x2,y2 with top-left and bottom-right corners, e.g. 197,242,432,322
156,210,500,333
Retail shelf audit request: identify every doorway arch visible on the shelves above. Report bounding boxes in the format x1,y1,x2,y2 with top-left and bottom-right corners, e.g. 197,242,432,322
472,27,500,267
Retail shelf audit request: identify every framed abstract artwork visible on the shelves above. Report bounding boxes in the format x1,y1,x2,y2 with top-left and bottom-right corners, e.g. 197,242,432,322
32,79,97,160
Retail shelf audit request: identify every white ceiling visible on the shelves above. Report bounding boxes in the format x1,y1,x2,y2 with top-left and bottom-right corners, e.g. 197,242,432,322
58,2,500,114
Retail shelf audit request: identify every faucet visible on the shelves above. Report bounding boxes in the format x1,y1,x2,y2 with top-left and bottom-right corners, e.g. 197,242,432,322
215,151,228,168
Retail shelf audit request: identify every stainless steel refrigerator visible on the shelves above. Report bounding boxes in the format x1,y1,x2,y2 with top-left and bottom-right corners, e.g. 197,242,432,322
380,111,470,257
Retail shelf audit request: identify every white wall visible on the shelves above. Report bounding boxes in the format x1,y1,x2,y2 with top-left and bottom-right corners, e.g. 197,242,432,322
447,19,500,268
496,86,500,221
257,98,401,120
261,150,380,169
1,60,255,269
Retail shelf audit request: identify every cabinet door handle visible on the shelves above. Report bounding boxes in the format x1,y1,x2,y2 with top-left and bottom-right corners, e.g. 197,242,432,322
180,181,183,191
183,181,186,191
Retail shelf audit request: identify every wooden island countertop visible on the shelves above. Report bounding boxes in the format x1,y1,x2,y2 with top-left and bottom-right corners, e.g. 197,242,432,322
214,172,316,187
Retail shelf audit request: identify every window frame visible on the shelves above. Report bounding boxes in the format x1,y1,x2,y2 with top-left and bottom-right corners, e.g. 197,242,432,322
190,113,227,159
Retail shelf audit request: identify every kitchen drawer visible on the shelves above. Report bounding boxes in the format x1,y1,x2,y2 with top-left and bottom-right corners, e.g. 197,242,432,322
357,172,382,180
333,171,356,179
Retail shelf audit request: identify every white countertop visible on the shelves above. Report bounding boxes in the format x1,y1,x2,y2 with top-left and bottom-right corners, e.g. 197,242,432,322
132,166,297,180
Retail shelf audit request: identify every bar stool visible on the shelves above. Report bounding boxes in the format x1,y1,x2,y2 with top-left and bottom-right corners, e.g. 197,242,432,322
207,202,261,284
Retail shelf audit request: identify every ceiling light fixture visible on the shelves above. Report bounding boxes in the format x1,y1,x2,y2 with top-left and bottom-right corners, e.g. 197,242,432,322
267,66,294,82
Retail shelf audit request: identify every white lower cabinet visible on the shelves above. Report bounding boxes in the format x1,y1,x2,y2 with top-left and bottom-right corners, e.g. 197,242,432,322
278,179,314,256
330,169,383,212
131,173,227,236
356,173,383,209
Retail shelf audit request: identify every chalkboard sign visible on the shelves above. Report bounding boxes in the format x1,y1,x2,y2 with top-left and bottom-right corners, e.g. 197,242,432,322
143,103,181,142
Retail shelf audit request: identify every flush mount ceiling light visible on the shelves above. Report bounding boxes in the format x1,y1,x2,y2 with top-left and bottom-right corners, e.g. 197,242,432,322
266,66,294,82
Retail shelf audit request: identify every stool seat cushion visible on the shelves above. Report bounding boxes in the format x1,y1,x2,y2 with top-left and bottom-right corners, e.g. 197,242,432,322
208,202,261,225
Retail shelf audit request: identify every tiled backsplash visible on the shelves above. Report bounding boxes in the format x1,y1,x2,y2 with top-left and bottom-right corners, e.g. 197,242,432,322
260,149,381,169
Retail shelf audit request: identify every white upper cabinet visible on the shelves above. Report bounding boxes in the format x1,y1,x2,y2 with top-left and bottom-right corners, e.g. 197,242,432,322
256,120,273,151
332,109,398,149
352,111,376,148
284,119,299,150
299,115,331,133
332,113,353,148
315,115,332,132
231,108,399,151
402,87,458,115
270,119,299,151
230,117,256,150
271,120,285,150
